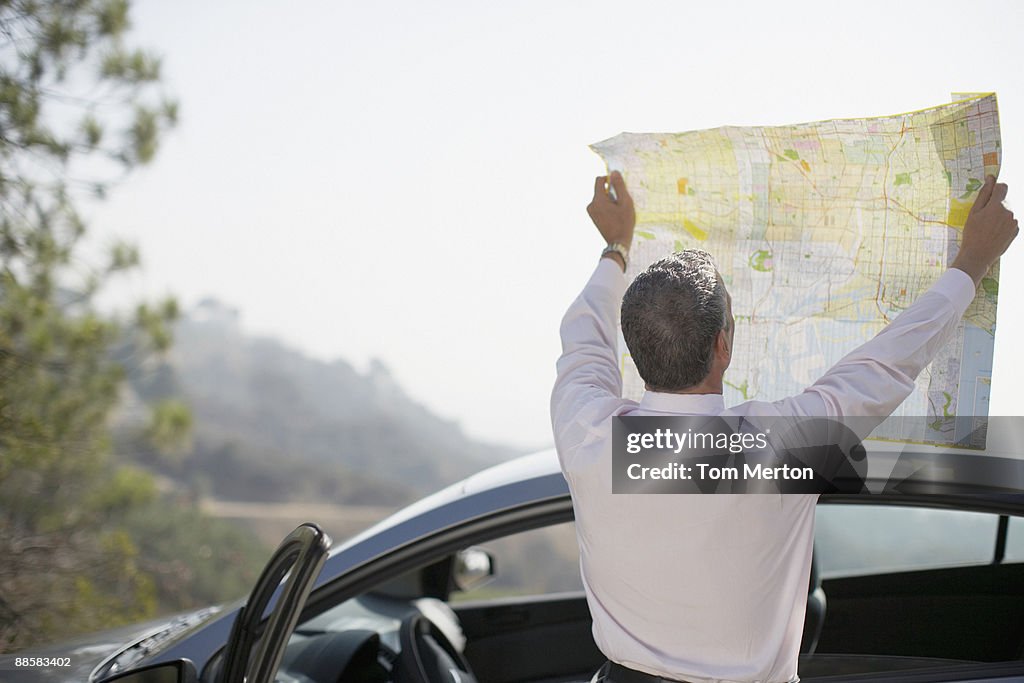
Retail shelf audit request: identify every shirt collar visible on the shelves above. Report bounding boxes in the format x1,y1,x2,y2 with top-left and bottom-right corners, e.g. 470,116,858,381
638,391,726,415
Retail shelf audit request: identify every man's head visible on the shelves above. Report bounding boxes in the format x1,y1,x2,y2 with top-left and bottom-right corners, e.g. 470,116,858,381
620,250,734,393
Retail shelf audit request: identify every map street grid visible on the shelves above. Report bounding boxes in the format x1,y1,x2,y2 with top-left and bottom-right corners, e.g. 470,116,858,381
592,94,1001,447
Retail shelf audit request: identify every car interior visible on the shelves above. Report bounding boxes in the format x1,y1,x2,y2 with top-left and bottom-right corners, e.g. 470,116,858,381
258,499,1024,683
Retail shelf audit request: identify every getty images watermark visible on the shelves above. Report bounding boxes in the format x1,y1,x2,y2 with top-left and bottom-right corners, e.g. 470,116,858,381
612,415,1024,495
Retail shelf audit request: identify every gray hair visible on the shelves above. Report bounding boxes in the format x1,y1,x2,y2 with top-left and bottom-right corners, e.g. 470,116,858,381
620,250,728,392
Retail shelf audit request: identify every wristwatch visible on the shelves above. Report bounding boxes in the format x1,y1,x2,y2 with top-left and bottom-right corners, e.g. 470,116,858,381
601,242,629,269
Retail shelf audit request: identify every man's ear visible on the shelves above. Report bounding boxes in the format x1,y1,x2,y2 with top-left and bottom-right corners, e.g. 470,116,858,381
716,328,731,362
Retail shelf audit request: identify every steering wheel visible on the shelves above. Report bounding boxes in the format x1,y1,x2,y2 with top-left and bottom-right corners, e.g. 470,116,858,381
395,613,479,683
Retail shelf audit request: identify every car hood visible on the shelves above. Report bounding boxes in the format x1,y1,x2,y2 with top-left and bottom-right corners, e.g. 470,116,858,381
0,607,221,683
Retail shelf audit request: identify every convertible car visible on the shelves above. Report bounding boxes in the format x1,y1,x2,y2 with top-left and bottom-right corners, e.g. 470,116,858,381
3,447,1024,683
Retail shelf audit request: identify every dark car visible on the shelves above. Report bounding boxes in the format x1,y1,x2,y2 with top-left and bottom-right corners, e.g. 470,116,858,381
4,447,1024,683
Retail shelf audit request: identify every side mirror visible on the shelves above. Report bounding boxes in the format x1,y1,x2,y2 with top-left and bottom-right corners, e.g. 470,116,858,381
452,547,495,592
99,659,198,683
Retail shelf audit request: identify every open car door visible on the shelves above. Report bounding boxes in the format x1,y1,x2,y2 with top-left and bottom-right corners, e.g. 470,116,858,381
219,523,331,683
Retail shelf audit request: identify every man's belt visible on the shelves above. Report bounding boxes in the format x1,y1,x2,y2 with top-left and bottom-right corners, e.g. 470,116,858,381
602,661,696,683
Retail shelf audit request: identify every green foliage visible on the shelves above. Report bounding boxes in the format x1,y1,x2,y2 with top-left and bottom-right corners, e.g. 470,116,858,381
87,465,158,515
0,0,236,653
120,499,269,610
146,398,193,457
134,298,177,351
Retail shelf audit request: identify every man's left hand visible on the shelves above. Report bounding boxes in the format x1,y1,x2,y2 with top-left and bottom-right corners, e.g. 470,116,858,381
587,171,635,253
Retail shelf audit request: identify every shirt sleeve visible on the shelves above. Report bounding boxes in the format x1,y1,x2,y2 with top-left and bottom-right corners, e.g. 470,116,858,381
551,258,631,459
768,268,978,419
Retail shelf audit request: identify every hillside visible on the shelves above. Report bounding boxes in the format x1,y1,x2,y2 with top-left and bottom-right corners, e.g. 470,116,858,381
118,299,521,506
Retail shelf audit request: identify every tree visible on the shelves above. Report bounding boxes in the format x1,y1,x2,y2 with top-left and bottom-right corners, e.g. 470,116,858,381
0,0,181,650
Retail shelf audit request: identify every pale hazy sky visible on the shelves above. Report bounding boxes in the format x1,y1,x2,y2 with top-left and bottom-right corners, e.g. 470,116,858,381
89,0,1024,450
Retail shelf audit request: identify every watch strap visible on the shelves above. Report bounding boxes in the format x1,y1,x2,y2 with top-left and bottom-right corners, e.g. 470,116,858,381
601,242,629,269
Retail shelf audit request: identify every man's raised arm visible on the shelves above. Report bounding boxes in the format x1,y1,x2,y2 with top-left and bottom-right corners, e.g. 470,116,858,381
775,175,1019,420
550,172,636,455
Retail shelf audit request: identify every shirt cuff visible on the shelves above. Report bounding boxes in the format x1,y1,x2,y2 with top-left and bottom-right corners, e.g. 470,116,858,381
592,254,627,288
934,267,978,315
585,255,630,305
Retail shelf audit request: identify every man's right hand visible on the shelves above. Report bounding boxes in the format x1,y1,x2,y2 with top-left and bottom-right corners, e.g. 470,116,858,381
952,175,1019,286
587,171,636,253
